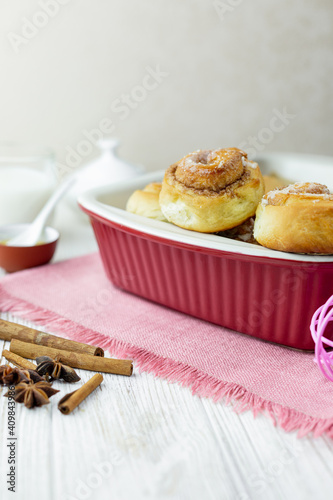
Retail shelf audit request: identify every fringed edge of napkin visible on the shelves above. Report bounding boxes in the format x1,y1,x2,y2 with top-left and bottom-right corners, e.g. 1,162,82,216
1,288,332,439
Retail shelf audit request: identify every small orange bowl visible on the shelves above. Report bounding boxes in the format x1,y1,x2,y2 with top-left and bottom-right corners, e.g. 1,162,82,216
0,225,59,273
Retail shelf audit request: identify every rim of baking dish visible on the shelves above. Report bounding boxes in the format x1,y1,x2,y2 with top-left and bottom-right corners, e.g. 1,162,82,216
78,152,333,263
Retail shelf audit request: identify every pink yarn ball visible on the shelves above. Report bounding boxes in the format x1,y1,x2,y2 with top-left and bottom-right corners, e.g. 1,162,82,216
311,295,333,381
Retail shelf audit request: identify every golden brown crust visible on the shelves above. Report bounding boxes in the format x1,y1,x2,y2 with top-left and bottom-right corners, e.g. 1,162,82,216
254,182,333,254
175,148,245,191
126,183,167,222
159,148,265,233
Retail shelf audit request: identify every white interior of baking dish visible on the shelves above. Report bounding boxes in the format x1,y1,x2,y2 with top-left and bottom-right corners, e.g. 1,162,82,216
78,152,333,263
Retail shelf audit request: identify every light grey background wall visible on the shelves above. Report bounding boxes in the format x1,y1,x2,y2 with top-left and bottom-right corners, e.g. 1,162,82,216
0,0,332,172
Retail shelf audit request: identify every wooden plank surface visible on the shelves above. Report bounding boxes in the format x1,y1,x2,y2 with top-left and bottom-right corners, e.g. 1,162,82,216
0,204,333,500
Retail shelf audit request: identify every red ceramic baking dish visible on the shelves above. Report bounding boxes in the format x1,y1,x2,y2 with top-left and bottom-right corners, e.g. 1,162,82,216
78,152,333,350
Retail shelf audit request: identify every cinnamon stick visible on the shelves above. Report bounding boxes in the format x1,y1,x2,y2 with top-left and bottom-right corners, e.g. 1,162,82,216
0,319,104,357
10,340,133,377
58,374,103,415
2,349,37,370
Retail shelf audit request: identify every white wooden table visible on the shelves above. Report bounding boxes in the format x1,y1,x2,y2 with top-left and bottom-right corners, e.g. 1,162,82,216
1,203,333,500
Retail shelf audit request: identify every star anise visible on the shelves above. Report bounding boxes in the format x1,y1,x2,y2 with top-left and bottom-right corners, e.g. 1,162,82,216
36,356,80,383
0,365,44,386
3,366,29,385
0,365,21,385
4,380,59,409
26,370,45,383
0,365,28,385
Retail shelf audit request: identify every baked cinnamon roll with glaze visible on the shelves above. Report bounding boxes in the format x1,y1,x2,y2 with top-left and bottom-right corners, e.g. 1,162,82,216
254,182,333,254
159,148,264,233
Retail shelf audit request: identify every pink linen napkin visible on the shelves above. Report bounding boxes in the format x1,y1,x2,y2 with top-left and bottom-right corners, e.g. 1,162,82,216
1,253,333,438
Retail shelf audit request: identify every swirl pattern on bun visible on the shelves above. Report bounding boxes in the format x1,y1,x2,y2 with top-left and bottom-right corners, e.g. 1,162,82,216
159,147,265,233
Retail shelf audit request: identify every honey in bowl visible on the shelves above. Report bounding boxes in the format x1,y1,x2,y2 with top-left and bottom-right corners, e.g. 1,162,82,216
0,226,59,272
0,239,45,247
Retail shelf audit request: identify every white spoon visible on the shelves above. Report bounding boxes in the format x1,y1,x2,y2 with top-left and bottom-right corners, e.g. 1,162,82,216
7,174,77,247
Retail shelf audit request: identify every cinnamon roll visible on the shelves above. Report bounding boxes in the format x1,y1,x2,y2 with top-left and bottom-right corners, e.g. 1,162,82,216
126,182,167,221
159,148,265,233
254,182,333,254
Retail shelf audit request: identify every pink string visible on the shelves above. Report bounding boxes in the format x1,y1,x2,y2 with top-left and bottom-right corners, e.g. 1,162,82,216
311,295,333,381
